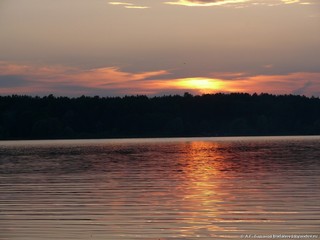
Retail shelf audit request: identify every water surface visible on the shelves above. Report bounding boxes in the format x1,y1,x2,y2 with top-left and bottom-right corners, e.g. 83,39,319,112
1,136,320,239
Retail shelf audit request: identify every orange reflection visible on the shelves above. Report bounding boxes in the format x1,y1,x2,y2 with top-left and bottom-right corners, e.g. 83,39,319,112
174,141,233,237
174,140,291,238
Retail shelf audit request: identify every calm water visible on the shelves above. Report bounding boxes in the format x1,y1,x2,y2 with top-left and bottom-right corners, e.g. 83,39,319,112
0,136,319,240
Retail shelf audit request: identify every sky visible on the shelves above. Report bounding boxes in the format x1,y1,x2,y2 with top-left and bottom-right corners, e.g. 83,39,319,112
0,0,319,96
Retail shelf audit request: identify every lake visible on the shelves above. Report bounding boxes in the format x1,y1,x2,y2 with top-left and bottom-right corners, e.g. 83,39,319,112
0,136,319,239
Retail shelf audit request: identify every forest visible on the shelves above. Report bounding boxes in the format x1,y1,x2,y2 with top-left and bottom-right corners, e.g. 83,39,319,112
0,93,320,140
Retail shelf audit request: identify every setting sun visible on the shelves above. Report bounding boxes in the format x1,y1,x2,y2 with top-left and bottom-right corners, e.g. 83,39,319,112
175,78,223,92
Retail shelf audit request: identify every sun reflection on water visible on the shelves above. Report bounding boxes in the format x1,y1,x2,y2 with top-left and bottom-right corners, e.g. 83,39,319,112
1,138,319,239
173,141,236,237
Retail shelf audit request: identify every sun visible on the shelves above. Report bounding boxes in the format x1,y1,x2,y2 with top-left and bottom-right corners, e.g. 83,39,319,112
176,78,223,92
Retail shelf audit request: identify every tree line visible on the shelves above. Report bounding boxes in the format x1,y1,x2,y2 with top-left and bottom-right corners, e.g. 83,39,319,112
0,92,319,140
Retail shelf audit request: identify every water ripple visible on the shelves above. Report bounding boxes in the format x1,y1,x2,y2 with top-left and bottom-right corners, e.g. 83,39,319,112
0,136,320,239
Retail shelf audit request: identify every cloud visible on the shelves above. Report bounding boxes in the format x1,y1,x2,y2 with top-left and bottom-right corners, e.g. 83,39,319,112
165,0,249,7
292,81,313,95
109,2,133,5
109,1,150,9
220,72,320,96
0,62,170,95
164,0,310,7
0,62,320,97
124,5,150,9
0,75,32,88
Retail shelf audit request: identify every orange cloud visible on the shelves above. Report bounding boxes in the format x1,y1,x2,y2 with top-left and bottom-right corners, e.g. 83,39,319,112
209,72,320,97
0,62,171,95
108,0,312,8
164,0,308,7
165,0,250,7
0,62,319,96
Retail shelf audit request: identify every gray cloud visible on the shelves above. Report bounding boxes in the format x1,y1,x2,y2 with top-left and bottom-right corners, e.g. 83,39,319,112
50,84,151,97
0,75,31,88
292,81,313,95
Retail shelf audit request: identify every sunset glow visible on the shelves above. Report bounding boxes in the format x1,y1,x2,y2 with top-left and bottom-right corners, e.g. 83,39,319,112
0,0,319,96
1,61,319,96
174,78,224,93
1,2,320,240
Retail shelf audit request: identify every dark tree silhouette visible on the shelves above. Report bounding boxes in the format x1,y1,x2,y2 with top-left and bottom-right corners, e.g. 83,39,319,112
0,93,319,140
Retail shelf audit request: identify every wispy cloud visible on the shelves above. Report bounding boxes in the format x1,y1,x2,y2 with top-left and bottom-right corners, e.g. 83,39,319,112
0,62,320,96
164,0,313,7
165,0,249,7
292,81,313,95
219,72,320,96
124,5,150,9
109,1,133,5
109,1,149,9
0,62,170,95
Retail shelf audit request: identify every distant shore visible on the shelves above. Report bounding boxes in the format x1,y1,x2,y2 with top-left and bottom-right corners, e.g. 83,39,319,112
1,135,320,144
0,93,319,140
